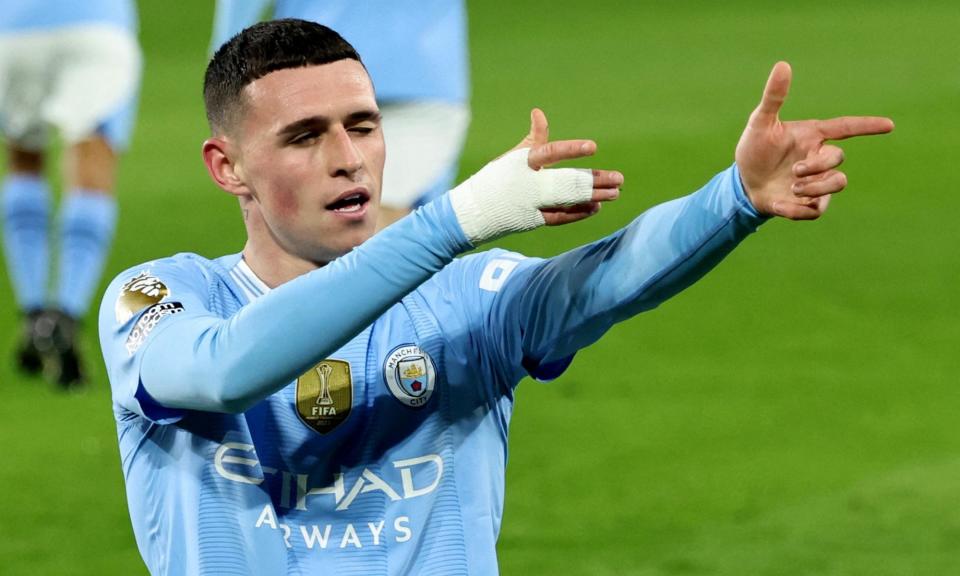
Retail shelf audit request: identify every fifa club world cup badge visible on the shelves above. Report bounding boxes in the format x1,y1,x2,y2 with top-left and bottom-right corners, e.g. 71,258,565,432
296,359,353,434
384,344,436,408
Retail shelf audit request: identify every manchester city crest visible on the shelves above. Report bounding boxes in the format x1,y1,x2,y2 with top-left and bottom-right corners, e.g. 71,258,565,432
384,344,436,408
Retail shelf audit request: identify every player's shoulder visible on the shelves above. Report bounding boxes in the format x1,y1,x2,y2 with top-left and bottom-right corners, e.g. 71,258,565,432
101,252,232,320
105,252,221,294
99,253,234,349
420,248,536,297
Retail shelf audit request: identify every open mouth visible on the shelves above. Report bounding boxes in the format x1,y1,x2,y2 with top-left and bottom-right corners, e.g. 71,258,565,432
326,191,370,213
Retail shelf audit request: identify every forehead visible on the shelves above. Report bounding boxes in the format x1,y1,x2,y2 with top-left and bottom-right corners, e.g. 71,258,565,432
239,60,376,135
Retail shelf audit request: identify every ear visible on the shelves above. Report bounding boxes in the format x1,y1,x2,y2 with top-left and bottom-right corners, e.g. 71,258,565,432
202,136,249,197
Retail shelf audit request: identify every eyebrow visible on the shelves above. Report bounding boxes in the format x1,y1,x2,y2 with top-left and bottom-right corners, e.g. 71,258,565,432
276,110,382,140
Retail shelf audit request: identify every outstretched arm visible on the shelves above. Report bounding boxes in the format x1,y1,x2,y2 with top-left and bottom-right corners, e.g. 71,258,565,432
101,117,621,418
499,63,894,372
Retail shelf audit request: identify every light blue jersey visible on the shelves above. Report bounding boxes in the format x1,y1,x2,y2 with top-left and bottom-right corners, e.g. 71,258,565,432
212,0,468,103
101,168,765,574
0,0,136,33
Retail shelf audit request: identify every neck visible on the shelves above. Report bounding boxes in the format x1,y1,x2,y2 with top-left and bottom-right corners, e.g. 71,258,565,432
241,238,322,288
239,203,326,287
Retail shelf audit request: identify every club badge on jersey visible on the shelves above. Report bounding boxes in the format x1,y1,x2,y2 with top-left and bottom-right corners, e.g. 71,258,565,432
384,344,436,408
296,359,353,434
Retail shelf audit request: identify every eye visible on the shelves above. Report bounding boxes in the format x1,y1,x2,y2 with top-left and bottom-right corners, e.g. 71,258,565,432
349,122,378,135
290,131,320,145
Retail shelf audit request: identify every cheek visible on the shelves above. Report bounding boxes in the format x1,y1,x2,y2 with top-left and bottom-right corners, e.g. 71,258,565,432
372,136,386,171
269,183,300,218
251,158,304,219
364,137,387,189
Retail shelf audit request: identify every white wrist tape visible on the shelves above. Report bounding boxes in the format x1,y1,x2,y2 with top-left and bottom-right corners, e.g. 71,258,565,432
449,148,594,245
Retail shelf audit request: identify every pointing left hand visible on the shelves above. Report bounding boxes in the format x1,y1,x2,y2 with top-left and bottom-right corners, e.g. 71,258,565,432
735,62,894,220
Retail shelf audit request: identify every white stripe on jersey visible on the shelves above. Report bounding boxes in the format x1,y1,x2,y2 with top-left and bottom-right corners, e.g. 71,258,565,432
230,259,270,301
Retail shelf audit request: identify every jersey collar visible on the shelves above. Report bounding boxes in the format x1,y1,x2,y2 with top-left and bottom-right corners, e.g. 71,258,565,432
230,258,271,301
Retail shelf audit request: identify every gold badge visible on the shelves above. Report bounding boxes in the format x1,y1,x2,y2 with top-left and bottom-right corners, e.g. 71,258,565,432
296,359,352,434
115,272,170,323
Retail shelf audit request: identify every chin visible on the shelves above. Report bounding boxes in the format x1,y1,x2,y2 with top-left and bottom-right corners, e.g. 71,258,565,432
314,235,375,263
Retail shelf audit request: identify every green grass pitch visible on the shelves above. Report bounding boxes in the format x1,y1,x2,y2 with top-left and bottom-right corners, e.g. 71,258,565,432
1,1,957,574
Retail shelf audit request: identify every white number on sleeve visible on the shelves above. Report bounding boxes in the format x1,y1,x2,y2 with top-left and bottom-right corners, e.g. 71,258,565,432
479,259,520,293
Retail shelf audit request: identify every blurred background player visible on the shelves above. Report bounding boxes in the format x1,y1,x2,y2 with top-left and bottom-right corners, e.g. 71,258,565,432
0,0,141,387
210,0,470,228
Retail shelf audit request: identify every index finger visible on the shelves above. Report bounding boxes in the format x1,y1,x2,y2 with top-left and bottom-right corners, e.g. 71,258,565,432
527,139,596,170
815,116,895,141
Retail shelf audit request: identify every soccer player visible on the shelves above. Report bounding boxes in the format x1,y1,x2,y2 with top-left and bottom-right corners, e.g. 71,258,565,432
0,0,141,387
210,0,470,229
99,20,893,575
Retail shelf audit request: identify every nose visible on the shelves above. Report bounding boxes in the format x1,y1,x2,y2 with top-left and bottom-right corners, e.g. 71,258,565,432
327,126,363,178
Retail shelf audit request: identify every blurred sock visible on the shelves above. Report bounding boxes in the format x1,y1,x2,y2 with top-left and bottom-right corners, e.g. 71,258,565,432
56,190,118,318
2,174,51,312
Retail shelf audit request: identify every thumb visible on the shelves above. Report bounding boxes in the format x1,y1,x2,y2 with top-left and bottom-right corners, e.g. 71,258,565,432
512,108,549,152
751,61,792,126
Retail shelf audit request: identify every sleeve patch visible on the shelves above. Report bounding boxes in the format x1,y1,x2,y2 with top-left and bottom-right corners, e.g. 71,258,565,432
126,302,185,355
116,271,171,323
478,258,521,293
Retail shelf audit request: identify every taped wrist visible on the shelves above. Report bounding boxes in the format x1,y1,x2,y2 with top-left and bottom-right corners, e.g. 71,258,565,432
449,148,593,245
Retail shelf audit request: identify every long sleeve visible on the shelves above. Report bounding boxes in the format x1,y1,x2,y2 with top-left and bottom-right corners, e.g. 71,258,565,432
495,164,768,374
99,196,471,420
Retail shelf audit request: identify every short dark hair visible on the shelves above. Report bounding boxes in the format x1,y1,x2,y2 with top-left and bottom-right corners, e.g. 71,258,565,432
203,18,362,134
